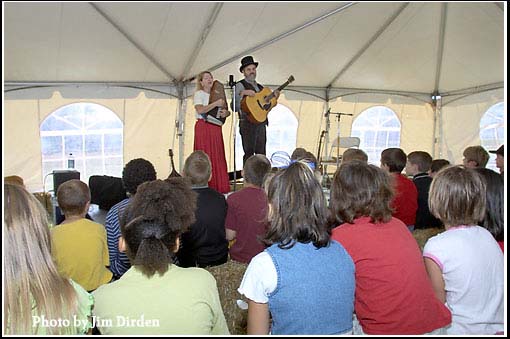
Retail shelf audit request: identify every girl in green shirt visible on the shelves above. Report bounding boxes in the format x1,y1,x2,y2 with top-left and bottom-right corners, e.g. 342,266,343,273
93,178,229,335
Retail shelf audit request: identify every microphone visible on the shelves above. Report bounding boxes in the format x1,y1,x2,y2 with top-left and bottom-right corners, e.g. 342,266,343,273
228,75,235,88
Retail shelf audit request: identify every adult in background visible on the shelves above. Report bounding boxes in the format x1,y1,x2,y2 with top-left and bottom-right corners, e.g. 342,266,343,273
193,71,230,194
233,56,279,165
489,144,504,177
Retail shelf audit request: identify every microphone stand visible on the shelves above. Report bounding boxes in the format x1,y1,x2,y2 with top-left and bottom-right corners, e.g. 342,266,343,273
229,75,237,192
329,112,354,168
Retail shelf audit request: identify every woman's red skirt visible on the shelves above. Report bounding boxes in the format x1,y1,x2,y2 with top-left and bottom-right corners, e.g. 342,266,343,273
194,119,230,193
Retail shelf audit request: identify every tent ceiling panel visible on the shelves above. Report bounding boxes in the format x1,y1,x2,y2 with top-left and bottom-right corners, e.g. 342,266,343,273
5,2,172,82
5,3,63,81
335,2,441,93
438,2,504,92
4,2,504,98
96,2,215,81
188,2,348,78
210,3,403,89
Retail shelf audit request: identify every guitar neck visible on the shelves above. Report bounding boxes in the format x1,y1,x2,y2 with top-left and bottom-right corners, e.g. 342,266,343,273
267,80,292,101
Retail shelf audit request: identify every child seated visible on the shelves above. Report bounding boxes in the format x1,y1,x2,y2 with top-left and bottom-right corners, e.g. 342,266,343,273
239,161,355,335
424,166,504,334
177,151,228,267
93,178,229,335
5,183,93,334
330,161,451,334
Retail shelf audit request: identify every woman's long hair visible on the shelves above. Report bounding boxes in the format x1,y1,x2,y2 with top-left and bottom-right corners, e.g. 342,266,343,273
4,184,78,334
262,161,330,249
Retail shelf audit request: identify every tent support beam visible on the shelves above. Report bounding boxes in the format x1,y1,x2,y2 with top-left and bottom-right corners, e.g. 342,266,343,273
181,3,223,80
434,3,448,94
175,82,187,171
440,82,503,97
5,81,432,102
184,2,357,83
327,3,409,88
494,2,504,11
89,3,178,83
4,82,180,99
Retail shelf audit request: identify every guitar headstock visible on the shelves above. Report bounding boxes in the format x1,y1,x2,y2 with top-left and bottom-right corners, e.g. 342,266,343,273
288,75,295,84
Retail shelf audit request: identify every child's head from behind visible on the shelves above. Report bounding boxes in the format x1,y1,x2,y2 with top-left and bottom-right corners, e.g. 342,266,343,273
429,166,486,227
330,160,394,224
263,161,329,249
429,159,450,177
380,148,407,173
406,151,432,176
121,178,197,277
56,179,90,217
183,150,211,186
243,154,271,187
474,168,503,241
462,145,489,169
342,148,368,164
122,158,157,195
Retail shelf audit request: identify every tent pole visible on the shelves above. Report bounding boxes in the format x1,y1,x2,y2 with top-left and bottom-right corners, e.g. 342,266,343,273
176,82,187,172
432,93,443,159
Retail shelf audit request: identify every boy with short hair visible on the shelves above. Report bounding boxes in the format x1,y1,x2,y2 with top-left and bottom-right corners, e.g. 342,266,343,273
52,179,112,291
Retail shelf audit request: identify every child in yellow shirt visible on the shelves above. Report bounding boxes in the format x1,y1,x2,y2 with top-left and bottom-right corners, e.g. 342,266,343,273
51,179,112,291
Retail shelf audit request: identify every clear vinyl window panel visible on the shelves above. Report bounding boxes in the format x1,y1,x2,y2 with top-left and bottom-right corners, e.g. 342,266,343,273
234,104,298,170
351,106,401,166
480,102,505,172
40,103,124,192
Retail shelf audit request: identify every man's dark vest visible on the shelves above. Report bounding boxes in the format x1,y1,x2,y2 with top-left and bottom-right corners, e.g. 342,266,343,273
240,79,264,92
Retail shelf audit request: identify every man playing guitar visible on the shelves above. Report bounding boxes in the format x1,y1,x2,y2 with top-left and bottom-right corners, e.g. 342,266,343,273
233,56,280,165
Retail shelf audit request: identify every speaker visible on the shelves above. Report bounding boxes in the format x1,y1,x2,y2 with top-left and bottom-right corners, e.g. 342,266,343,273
53,170,80,193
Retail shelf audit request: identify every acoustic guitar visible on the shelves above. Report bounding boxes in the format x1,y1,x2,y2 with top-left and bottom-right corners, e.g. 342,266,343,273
241,75,294,124
205,80,228,126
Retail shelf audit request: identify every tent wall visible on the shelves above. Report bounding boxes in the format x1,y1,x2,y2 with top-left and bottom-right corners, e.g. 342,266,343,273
4,87,504,193
439,89,504,166
5,91,180,192
327,94,436,156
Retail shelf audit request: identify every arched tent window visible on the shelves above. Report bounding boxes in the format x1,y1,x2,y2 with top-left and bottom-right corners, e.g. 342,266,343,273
41,103,123,191
235,104,298,170
480,102,504,172
351,106,401,166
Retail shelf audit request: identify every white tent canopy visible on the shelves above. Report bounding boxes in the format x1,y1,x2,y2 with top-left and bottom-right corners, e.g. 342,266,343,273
3,2,505,192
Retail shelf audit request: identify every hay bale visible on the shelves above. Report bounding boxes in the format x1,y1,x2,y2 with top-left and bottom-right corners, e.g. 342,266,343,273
205,260,249,335
413,227,445,251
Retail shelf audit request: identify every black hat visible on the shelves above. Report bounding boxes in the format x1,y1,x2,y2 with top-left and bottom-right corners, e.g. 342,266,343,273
239,56,259,72
489,145,504,156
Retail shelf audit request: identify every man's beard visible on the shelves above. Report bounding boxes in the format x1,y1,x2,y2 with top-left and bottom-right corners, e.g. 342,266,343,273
246,73,256,81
